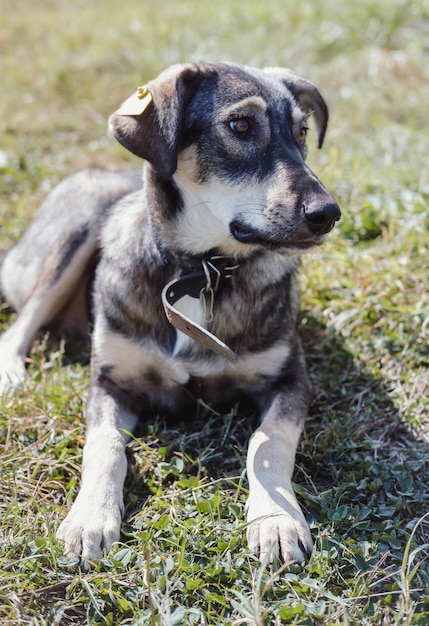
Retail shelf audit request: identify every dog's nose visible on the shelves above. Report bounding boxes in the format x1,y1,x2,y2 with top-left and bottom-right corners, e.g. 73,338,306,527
303,201,341,235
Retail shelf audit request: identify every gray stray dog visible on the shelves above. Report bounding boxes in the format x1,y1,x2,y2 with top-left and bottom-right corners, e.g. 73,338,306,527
0,62,340,567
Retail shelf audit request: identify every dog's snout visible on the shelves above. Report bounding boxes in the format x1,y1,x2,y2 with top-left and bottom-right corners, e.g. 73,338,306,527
303,201,341,235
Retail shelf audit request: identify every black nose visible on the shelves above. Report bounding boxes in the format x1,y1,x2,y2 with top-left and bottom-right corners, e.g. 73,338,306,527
303,201,341,235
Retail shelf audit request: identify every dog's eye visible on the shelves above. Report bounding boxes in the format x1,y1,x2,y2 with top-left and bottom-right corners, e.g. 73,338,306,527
229,119,251,135
297,126,309,144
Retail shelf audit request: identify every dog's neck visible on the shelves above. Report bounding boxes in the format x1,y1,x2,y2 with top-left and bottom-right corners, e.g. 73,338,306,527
161,254,240,361
166,249,237,272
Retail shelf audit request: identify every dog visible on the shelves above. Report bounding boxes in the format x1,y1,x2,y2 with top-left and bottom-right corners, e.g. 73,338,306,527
0,62,340,567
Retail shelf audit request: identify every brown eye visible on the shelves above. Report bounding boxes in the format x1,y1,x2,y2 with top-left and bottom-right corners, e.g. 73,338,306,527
297,126,309,144
230,118,251,135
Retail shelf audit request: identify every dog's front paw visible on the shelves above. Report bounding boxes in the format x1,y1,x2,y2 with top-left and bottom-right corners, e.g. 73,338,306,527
56,492,122,568
246,497,313,565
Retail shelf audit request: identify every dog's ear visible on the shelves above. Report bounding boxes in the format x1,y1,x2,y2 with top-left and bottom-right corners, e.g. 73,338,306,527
264,67,329,149
109,64,202,177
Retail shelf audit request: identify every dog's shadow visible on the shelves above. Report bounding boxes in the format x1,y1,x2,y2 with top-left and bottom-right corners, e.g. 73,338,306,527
121,316,429,555
297,317,428,554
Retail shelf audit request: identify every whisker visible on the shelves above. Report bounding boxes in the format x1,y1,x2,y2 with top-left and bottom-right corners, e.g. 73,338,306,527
187,203,266,215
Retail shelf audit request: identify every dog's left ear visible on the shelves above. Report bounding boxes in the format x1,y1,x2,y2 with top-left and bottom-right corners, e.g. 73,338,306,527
264,67,329,149
109,64,202,177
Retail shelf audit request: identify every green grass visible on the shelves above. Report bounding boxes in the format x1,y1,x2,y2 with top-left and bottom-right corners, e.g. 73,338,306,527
1,0,428,623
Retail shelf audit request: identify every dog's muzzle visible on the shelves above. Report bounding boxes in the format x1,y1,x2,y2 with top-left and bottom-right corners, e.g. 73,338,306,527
230,197,341,248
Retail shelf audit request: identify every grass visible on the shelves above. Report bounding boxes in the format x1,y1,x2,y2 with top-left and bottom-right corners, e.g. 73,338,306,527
0,0,428,623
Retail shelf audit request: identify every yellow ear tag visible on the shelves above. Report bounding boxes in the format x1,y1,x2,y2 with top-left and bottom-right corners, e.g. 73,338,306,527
116,85,153,116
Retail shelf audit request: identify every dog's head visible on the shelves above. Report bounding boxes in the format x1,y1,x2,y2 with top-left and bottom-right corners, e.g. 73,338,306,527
110,62,340,257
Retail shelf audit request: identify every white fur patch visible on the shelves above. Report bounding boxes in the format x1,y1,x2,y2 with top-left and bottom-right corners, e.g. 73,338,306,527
0,343,27,394
172,295,206,356
233,341,291,378
173,149,269,257
93,316,190,386
183,339,291,381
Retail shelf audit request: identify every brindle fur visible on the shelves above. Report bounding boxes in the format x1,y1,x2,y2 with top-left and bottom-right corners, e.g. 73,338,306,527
0,62,340,567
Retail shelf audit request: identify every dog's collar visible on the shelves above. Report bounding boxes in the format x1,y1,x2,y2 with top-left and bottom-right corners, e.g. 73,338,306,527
161,255,239,361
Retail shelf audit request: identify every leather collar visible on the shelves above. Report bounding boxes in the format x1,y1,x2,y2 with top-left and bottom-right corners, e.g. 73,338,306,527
161,255,239,361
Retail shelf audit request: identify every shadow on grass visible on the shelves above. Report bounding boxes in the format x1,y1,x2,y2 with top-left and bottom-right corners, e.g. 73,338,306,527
296,318,429,605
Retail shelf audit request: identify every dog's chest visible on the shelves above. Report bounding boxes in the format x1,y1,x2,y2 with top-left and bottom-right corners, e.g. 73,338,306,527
93,250,299,417
93,287,290,409
171,295,205,356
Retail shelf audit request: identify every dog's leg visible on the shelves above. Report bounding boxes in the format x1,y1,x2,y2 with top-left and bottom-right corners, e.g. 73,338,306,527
0,238,95,394
56,385,137,568
246,354,313,565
